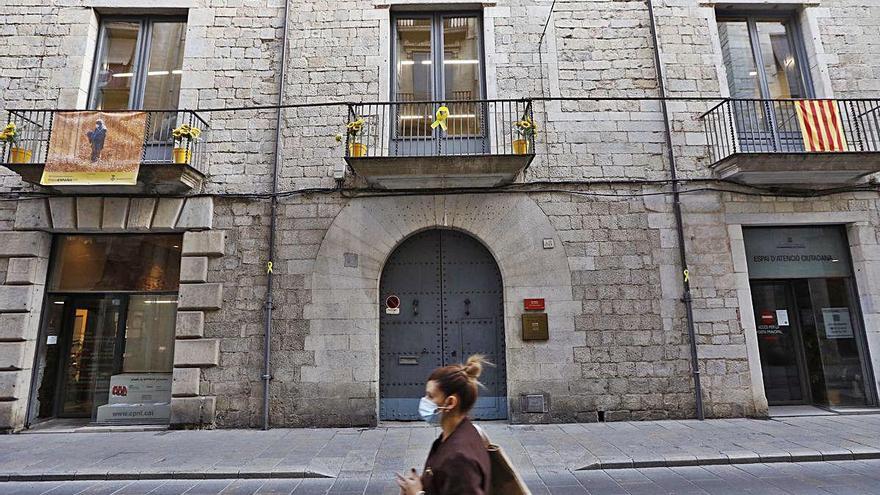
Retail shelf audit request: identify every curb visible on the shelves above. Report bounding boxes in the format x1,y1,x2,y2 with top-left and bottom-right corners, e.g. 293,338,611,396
578,450,880,470
0,471,333,482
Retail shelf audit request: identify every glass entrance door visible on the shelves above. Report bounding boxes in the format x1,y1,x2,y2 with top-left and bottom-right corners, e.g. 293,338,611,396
751,282,809,404
57,295,124,418
794,279,872,407
751,279,874,407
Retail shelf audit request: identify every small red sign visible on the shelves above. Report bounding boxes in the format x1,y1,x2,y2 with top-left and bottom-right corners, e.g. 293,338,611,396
385,295,401,309
760,310,775,325
524,298,545,311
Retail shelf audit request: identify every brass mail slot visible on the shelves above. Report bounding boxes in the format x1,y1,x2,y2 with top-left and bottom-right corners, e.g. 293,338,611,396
522,313,549,341
399,356,419,365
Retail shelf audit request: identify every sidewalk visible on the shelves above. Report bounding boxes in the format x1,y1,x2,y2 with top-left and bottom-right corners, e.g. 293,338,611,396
1,415,879,488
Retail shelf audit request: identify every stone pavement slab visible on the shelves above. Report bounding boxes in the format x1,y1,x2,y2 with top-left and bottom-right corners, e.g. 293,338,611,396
3,461,880,495
0,416,878,483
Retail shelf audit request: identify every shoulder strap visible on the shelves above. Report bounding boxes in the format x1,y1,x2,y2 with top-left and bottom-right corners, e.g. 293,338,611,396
472,423,491,448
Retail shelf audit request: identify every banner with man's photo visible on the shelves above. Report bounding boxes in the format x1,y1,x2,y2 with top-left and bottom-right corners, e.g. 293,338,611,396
41,111,147,186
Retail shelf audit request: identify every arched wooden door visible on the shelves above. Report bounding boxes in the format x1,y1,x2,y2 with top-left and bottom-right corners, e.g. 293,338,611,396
379,229,507,420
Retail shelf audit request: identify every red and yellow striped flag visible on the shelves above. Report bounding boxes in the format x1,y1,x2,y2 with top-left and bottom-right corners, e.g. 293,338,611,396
794,99,849,152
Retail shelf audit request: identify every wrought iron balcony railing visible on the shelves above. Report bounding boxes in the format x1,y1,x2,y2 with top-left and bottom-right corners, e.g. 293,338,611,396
341,99,536,188
701,98,880,163
343,99,536,159
1,109,209,175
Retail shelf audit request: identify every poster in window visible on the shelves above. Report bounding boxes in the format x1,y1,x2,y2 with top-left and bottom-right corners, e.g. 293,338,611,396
822,307,854,339
41,111,147,186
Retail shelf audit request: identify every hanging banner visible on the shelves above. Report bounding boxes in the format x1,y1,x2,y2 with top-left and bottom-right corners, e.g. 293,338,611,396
41,111,147,185
794,100,848,152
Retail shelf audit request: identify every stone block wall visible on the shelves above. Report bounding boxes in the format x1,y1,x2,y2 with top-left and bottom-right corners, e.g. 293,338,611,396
1,0,880,428
822,0,880,95
0,231,50,431
1,1,879,191
535,189,696,420
198,198,273,427
171,230,227,427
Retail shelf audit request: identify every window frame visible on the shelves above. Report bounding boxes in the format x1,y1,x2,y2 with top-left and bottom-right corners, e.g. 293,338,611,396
390,11,487,103
87,15,188,110
717,12,815,100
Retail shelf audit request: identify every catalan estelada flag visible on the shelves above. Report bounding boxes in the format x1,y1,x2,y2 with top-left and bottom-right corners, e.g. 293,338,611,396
794,99,849,152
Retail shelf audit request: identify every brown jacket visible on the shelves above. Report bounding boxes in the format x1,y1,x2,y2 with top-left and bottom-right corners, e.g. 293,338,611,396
421,418,491,495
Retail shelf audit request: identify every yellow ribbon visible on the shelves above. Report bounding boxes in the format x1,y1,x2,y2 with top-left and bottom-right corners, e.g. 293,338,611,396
683,269,689,283
431,106,449,131
267,261,274,274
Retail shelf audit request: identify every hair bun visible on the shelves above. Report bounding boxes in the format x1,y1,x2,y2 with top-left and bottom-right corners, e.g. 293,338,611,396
462,354,488,380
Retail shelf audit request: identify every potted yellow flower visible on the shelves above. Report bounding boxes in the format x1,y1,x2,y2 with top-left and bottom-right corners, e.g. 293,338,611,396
513,117,537,155
1,122,31,163
171,124,201,164
342,118,367,157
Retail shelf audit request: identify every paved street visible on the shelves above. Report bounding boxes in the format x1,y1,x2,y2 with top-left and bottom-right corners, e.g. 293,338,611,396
1,415,879,494
2,460,880,494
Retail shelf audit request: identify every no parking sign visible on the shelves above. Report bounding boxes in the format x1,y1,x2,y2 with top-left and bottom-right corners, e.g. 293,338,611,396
385,295,400,315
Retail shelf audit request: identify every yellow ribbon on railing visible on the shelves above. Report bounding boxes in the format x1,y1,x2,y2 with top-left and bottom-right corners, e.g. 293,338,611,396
431,106,449,131
267,261,274,274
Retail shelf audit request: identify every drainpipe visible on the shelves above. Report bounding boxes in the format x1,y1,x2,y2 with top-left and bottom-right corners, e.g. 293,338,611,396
645,0,705,420
263,0,292,430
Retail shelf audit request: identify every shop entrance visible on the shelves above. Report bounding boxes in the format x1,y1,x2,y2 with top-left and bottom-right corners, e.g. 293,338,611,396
28,235,182,426
745,227,876,408
379,229,508,420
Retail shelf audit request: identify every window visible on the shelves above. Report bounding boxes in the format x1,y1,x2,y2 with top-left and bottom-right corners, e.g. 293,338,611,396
717,14,814,150
89,17,187,110
393,14,484,104
717,15,812,99
49,235,182,292
391,13,486,152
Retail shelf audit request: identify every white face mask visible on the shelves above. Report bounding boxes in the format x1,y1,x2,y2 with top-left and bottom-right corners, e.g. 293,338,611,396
418,396,442,425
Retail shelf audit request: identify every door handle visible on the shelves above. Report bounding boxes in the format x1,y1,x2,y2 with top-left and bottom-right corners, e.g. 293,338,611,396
464,298,471,316
413,298,419,316
451,350,457,358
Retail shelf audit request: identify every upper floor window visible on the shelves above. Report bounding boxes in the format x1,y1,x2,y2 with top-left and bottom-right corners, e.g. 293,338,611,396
391,13,486,146
717,15,813,100
393,13,485,103
89,17,187,110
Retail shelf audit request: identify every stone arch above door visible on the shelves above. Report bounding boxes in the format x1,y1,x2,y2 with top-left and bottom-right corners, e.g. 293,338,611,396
303,194,582,425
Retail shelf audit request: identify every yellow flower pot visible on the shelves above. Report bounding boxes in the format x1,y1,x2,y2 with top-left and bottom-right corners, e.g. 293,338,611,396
349,142,367,158
173,147,192,164
9,147,32,164
512,139,530,155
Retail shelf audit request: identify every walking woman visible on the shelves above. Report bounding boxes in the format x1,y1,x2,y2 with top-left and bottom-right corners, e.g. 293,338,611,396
396,355,491,495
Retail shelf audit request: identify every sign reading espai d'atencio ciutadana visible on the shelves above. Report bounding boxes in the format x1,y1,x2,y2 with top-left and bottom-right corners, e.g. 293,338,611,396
743,227,851,279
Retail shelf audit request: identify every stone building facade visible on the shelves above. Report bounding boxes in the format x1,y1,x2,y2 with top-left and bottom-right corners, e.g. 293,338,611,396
1,0,879,431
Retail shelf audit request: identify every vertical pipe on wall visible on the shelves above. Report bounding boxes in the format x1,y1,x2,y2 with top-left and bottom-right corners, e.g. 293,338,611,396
645,0,705,420
263,0,292,431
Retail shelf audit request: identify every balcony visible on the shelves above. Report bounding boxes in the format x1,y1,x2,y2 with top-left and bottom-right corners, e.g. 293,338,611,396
343,99,536,189
1,109,208,194
701,98,880,186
